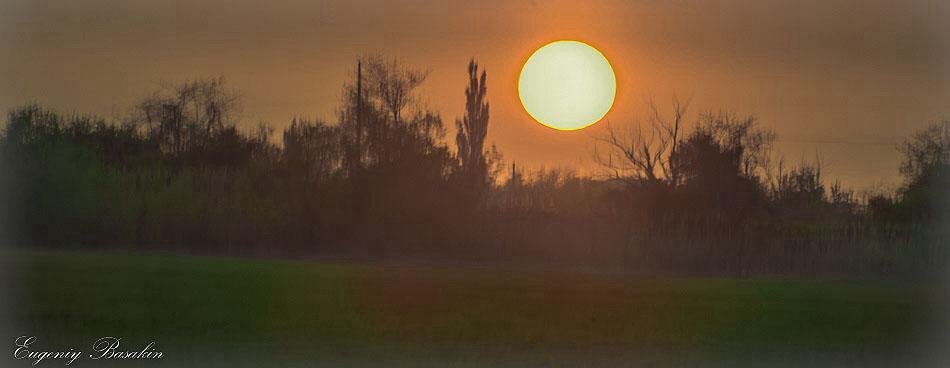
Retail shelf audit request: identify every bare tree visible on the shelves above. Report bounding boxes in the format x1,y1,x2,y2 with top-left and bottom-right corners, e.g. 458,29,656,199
135,76,240,158
340,55,439,167
364,55,429,126
594,97,689,187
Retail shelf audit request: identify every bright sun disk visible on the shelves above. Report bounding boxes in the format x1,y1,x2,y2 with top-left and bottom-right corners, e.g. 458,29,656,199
518,40,616,131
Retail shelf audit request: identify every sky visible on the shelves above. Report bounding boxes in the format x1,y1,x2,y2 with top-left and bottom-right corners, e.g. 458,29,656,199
2,0,948,190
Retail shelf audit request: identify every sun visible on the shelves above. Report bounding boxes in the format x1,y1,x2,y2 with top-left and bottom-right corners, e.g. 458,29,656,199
518,40,616,131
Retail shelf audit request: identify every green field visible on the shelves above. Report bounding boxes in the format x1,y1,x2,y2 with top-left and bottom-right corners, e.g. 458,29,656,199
2,250,946,367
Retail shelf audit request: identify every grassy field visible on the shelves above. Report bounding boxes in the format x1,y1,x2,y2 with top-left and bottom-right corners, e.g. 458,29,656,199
2,250,946,367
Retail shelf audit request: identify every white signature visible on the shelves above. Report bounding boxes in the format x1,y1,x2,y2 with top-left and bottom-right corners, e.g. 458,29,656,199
13,336,163,366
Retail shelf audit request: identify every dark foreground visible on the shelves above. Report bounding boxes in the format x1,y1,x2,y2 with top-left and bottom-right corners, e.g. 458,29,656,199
2,250,947,367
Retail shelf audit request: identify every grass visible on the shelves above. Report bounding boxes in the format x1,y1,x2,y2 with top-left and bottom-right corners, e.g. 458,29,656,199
2,249,945,366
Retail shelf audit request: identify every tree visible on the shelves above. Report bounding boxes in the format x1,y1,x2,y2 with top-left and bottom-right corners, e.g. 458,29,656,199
455,59,492,201
339,55,441,168
364,55,429,127
896,121,950,221
594,97,689,187
333,55,458,250
671,112,774,213
282,118,342,182
135,76,241,164
686,111,776,182
770,158,829,220
898,121,949,184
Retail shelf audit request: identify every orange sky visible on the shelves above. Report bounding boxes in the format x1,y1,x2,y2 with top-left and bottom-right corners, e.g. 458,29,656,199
2,0,948,190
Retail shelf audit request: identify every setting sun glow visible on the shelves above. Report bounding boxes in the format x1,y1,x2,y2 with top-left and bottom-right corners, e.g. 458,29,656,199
518,40,616,131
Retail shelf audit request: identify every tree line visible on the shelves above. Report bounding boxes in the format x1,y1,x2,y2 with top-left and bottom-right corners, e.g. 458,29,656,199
1,55,947,278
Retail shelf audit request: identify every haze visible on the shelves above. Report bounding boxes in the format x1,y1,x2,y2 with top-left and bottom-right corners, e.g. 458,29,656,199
2,0,948,189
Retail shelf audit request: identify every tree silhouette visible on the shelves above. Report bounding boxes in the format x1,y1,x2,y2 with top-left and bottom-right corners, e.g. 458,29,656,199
896,121,950,221
456,59,491,205
364,55,429,128
594,98,688,187
899,121,949,184
1,64,945,277
136,76,241,165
